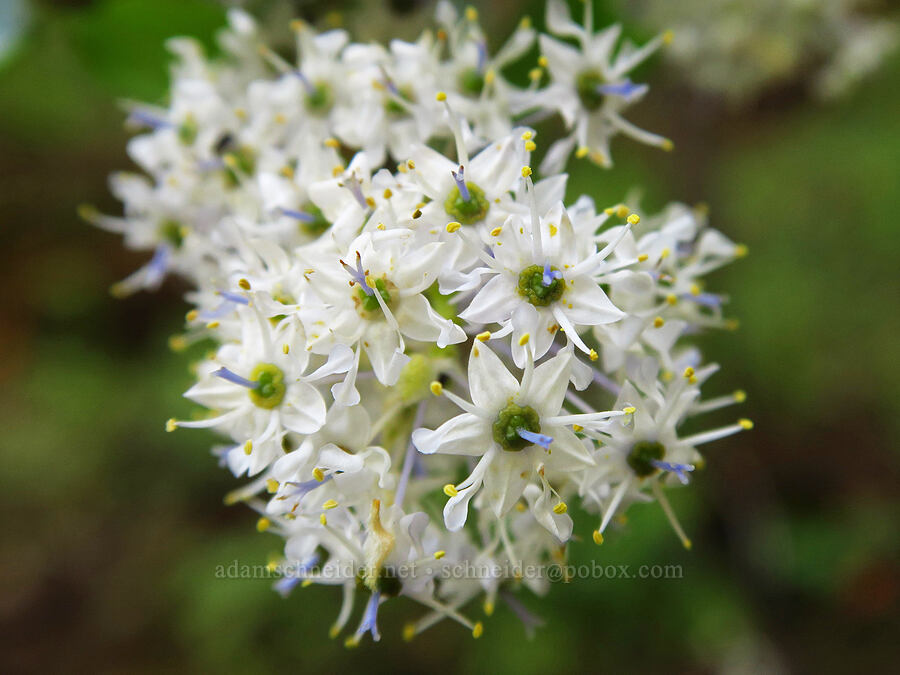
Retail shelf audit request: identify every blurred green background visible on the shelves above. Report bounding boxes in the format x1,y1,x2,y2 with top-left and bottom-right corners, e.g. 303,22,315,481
1,0,898,672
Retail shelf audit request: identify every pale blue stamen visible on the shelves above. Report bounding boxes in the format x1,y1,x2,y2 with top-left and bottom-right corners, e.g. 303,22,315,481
219,290,249,305
597,79,647,99
476,40,488,72
517,428,554,450
128,110,171,129
274,554,320,598
355,591,382,642
451,165,469,201
650,460,695,485
343,175,369,210
146,245,170,284
293,69,315,94
340,251,374,295
542,261,563,287
284,474,333,499
279,207,318,223
213,367,259,389
684,292,722,308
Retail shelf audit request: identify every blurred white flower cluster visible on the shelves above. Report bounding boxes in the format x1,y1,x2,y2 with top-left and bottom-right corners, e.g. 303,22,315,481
86,1,751,644
618,0,898,101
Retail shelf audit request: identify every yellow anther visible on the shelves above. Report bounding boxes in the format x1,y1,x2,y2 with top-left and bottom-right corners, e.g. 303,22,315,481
485,70,496,85
589,349,598,361
222,154,239,169
690,283,701,296
521,130,533,140
185,309,199,322
465,6,478,21
637,253,649,262
313,467,325,482
733,390,747,403
77,203,99,222
573,424,583,432
168,335,188,352
365,196,376,209
430,381,443,396
616,205,630,218
256,517,271,532
553,502,568,515
266,478,279,493
165,418,177,432
331,166,344,177
301,578,313,587
683,366,695,379
623,406,636,414
529,68,543,81
446,221,461,233
472,622,484,639
402,623,416,642
443,484,458,497
524,140,537,152
653,316,665,328
683,538,693,550
322,499,339,510
661,138,674,152
282,344,290,354
627,213,641,225
520,16,532,29
521,166,532,177
663,29,674,45
518,333,530,346
319,513,327,525
238,278,251,290
537,56,548,68
484,599,495,616
666,293,678,305
490,226,503,237
289,19,306,32
324,137,340,148
376,223,385,230
549,224,558,237
515,502,526,512
739,418,754,430
433,550,446,559
660,247,671,260
274,113,286,125
344,636,359,649
476,331,491,342
725,318,741,331
593,530,604,545
735,244,749,258
406,159,415,170
234,108,247,120
436,91,447,102
689,375,698,385
206,321,220,329
244,440,253,455
278,165,294,179
575,146,589,159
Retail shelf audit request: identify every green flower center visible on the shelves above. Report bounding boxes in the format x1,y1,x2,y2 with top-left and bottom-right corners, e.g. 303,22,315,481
459,67,485,95
517,264,565,306
248,363,286,409
385,85,415,116
444,182,489,225
223,146,256,187
575,69,606,111
158,219,184,249
627,440,665,477
305,81,334,114
298,203,330,236
493,403,541,452
356,278,394,317
177,117,197,145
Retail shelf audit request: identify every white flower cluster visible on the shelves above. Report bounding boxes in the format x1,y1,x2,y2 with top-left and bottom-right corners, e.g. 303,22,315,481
618,0,899,101
87,2,751,644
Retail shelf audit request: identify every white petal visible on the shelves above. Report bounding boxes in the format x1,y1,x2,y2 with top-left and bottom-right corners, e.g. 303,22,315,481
412,413,489,456
280,382,327,434
467,341,519,411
